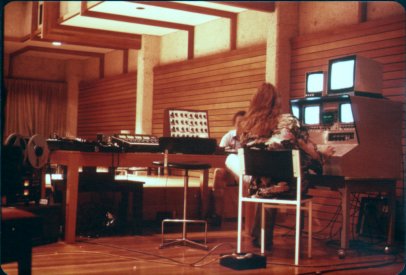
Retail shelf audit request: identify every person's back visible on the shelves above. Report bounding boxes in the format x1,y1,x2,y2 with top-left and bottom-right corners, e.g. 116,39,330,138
228,82,334,250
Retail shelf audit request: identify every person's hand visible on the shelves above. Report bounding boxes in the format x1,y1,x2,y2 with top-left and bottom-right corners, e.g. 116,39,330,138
318,145,335,159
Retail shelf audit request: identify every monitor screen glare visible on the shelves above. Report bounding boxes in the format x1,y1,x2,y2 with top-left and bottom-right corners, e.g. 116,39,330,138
304,105,320,125
307,72,324,94
340,103,354,123
330,59,355,91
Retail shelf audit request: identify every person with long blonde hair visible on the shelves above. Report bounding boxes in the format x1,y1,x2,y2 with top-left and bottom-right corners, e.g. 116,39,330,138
226,82,334,250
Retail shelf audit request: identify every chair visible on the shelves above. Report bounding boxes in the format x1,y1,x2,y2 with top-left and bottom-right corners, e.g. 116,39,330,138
153,160,211,250
1,207,41,275
236,148,313,265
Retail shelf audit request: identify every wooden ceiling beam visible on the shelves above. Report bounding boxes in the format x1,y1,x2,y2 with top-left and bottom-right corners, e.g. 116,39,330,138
11,46,105,58
8,45,105,79
39,2,142,50
213,1,275,13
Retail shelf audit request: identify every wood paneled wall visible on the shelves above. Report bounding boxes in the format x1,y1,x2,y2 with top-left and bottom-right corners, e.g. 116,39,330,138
152,45,267,141
77,73,137,140
290,15,405,237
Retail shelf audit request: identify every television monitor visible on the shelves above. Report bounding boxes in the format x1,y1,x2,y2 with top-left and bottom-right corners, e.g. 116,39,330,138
327,55,382,96
340,103,354,123
304,105,320,125
306,71,324,96
291,105,300,119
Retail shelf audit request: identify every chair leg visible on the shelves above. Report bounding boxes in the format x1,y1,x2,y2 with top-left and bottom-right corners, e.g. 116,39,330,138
261,203,265,254
294,203,301,266
308,201,312,259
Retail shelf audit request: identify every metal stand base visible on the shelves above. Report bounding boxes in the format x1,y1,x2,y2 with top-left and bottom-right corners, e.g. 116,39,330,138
160,219,208,250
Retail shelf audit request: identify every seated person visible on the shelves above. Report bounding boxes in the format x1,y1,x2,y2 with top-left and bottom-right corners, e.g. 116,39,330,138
225,83,334,249
209,110,246,224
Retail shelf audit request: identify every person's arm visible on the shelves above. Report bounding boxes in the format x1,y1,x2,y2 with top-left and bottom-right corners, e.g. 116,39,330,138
298,138,335,163
219,131,232,147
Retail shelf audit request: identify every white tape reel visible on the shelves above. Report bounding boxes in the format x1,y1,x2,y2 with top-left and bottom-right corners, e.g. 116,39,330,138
27,134,49,169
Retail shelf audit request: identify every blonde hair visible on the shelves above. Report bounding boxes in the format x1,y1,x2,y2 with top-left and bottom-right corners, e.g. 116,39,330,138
239,83,281,142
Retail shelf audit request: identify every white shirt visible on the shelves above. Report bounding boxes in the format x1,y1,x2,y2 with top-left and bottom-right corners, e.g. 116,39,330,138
219,129,241,149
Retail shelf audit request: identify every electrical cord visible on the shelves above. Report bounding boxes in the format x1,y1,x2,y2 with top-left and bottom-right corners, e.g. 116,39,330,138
297,254,403,275
77,237,236,267
31,240,403,272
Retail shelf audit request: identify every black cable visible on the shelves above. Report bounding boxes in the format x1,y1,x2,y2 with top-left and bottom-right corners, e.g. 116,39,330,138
297,254,402,275
77,237,236,267
267,253,401,268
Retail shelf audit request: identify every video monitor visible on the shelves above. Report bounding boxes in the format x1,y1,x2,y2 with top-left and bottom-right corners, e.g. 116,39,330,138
291,105,300,119
304,105,320,125
340,103,354,123
328,55,355,94
327,55,382,96
306,71,324,96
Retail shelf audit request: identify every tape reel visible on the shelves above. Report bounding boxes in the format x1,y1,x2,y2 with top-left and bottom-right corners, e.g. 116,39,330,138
27,134,49,169
4,133,28,163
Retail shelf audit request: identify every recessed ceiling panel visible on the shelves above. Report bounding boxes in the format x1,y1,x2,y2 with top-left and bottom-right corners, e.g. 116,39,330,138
174,1,247,12
62,15,180,36
91,1,220,26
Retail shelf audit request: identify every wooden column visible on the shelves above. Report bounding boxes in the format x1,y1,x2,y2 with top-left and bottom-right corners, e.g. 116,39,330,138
136,35,160,135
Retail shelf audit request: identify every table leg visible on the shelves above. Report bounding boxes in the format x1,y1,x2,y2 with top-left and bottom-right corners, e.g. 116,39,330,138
340,184,350,254
387,181,396,248
200,169,209,218
65,162,79,243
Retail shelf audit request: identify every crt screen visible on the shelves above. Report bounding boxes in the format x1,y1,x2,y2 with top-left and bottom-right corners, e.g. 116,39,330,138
307,72,324,94
304,105,320,125
330,59,355,91
340,103,354,123
291,105,300,119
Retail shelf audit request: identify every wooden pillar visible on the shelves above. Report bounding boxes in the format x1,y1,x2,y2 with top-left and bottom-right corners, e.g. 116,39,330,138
136,35,160,135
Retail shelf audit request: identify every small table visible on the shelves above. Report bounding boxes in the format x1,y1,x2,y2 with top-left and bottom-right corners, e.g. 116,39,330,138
308,176,396,258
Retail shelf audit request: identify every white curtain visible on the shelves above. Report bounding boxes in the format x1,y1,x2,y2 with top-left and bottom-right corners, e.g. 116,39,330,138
4,78,67,139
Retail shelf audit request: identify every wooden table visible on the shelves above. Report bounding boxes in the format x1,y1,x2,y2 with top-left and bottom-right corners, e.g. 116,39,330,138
308,176,396,257
49,150,227,243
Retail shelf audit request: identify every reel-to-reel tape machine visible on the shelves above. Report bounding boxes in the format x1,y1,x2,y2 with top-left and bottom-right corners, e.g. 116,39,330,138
3,133,49,204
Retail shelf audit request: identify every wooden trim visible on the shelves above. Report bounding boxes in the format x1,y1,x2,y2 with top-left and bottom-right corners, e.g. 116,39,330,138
3,35,31,43
5,77,67,84
55,19,142,40
358,2,368,23
99,56,105,79
133,1,237,19
86,1,103,10
8,45,106,79
31,1,39,38
59,11,81,23
213,1,275,13
230,14,237,50
188,28,195,60
10,46,105,59
123,49,129,74
41,2,142,50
